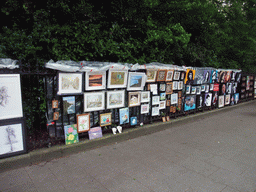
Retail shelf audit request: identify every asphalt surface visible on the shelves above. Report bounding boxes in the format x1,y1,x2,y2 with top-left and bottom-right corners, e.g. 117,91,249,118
1,100,256,192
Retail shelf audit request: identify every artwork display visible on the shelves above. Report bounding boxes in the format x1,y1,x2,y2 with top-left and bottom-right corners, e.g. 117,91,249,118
76,114,90,133
0,120,26,158
146,69,157,82
159,100,166,109
186,85,191,94
171,93,178,104
185,69,195,85
180,72,185,80
166,100,171,106
152,106,159,116
107,90,125,109
178,81,183,90
149,84,158,95
196,86,201,95
173,71,180,81
100,113,112,127
205,85,209,93
218,95,225,108
107,70,128,88
201,85,205,92
160,93,166,101
64,124,79,145
166,83,173,94
225,95,230,105
128,92,141,107
119,108,129,124
184,95,196,111
85,71,106,90
53,112,59,121
213,84,219,92
141,104,150,114
152,96,160,105
84,92,105,112
88,127,103,140
226,83,232,94
210,84,214,91
166,70,174,81
63,96,76,115
212,92,218,106
159,84,166,92
203,70,211,83
191,86,196,94
130,117,137,126
0,74,23,120
127,72,146,91
210,70,218,83
52,100,58,108
234,93,239,104
173,81,178,90
196,95,204,108
58,72,82,95
157,70,167,81
141,91,150,103
204,93,212,107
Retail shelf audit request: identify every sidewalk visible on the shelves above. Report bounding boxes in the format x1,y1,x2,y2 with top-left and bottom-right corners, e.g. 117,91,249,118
1,100,256,192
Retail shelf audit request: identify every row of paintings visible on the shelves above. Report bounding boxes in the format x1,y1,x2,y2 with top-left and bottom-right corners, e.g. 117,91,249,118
58,71,147,95
146,69,186,82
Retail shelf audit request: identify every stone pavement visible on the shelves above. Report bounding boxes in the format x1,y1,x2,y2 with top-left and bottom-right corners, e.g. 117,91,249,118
1,100,256,192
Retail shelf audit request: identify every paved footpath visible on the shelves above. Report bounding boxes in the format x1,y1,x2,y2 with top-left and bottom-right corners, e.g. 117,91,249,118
1,101,256,192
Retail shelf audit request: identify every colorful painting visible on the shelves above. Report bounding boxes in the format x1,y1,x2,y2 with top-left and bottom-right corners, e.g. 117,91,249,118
64,124,79,145
108,70,128,88
212,92,218,106
160,93,166,101
52,100,58,108
225,94,230,105
210,70,218,84
86,71,106,90
53,112,59,120
191,86,196,94
128,92,141,107
107,90,125,109
159,84,166,91
186,85,191,94
58,72,82,94
63,96,75,115
88,127,103,140
246,76,250,90
119,107,129,124
77,114,90,133
157,70,167,81
130,117,137,126
84,92,105,112
234,93,239,104
146,69,157,82
185,69,195,85
127,72,146,90
184,95,196,111
100,113,112,127
141,104,149,114
166,83,173,94
166,70,174,81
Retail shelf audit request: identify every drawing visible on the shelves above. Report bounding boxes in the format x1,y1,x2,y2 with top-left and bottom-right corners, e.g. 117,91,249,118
0,86,10,107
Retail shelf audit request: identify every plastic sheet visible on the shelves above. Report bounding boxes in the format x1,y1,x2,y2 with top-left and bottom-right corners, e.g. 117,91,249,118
0,58,19,69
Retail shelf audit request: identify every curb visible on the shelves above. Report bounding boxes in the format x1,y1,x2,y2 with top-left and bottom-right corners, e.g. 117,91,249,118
0,100,255,173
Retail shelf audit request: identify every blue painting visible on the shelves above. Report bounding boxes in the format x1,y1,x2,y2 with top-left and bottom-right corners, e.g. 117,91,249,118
203,70,211,83
184,95,196,111
234,93,239,104
160,92,166,101
130,117,137,126
119,107,129,125
210,70,218,83
130,75,143,87
88,127,103,140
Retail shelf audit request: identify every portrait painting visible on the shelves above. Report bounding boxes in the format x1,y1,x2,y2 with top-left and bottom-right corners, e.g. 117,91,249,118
210,70,218,84
184,69,195,85
194,69,205,85
212,92,218,106
204,93,212,107
196,95,204,109
184,95,196,111
203,70,211,83
108,70,128,88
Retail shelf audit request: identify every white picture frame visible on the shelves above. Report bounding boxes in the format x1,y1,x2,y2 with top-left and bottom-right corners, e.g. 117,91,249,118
128,92,141,107
107,70,128,89
159,100,166,109
85,71,106,91
218,95,224,108
191,86,196,94
106,90,125,109
146,69,157,83
186,85,191,94
152,106,159,116
178,81,183,90
84,91,105,112
152,96,160,105
141,104,150,114
166,70,174,81
127,72,146,91
173,81,178,90
171,93,178,104
58,72,83,95
173,71,180,81
141,91,150,103
0,74,23,120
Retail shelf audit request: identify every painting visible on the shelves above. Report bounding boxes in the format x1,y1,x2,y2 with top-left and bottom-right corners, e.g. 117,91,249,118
226,83,232,94
210,70,218,84
231,71,236,81
146,69,157,82
0,74,23,120
204,93,212,107
152,106,159,116
107,90,125,109
186,85,191,94
203,70,211,83
171,93,178,104
152,96,160,105
53,112,59,121
225,94,230,105
64,124,79,145
184,69,195,85
166,70,174,81
246,76,250,90
210,84,214,91
157,70,167,82
196,86,201,95
160,93,166,101
213,84,219,92
178,81,183,90
159,100,166,109
201,85,205,92
218,95,225,108
127,72,146,91
85,71,106,90
0,120,26,158
184,95,196,111
194,69,205,85
63,96,75,115
236,73,241,82
58,72,82,95
88,127,103,140
141,104,150,114
191,86,196,94
84,92,105,112
166,83,173,94
130,117,137,126
230,94,235,106
180,71,185,80
173,71,180,81
141,91,150,103
100,113,112,127
196,95,204,109
128,92,141,107
77,113,90,133
234,93,239,104
173,81,178,90
166,100,171,106
149,84,158,95
52,100,58,108
212,92,218,106
159,84,166,92
108,70,128,88
205,85,209,93
119,107,129,124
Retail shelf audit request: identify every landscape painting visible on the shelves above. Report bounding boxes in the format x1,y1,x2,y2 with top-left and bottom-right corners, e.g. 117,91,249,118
86,71,106,90
107,90,125,109
108,70,128,88
84,92,105,112
58,72,82,94
127,72,146,90
63,96,75,115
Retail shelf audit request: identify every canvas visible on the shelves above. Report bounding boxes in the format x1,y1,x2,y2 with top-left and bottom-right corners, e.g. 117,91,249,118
191,86,196,94
212,92,218,106
100,113,112,127
152,106,159,116
196,95,204,109
58,72,82,95
234,93,239,104
225,94,230,105
218,95,225,108
64,124,79,145
194,69,205,85
130,117,137,126
159,100,166,109
196,86,201,95
159,83,166,91
128,92,141,107
146,69,157,82
173,71,180,81
160,92,166,101
186,85,191,94
171,93,178,104
204,93,212,107
210,70,218,83
203,70,211,83
152,96,160,105
88,127,103,140
166,83,173,94
108,70,128,88
184,95,196,111
107,90,125,109
119,108,129,124
63,96,76,115
185,69,195,85
84,92,105,112
85,71,106,90
127,72,146,91
77,114,90,133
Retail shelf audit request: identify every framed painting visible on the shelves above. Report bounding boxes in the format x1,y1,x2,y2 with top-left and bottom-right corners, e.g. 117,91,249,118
196,95,204,109
53,112,59,121
84,91,105,112
186,85,191,94
88,127,103,140
128,92,141,107
0,74,23,120
63,96,76,115
204,93,212,107
130,117,137,126
173,71,180,81
166,100,171,106
218,95,225,108
77,113,90,133
141,91,150,103
127,72,146,91
159,100,166,109
160,92,166,101
146,69,157,83
149,84,158,95
212,92,218,106
205,85,209,93
152,96,160,105
225,94,230,105
58,72,83,95
196,86,201,95
159,83,166,92
236,73,241,82
166,83,173,94
178,81,183,90
180,71,185,80
184,95,196,111
107,70,128,89
201,85,206,92
119,107,129,124
185,69,195,85
157,70,167,82
234,93,239,104
173,81,178,90
141,104,150,114
203,70,211,83
210,84,214,91
171,93,178,104
100,113,112,127
226,83,232,94
52,100,58,108
107,90,125,109
0,119,27,158
191,86,196,94
64,124,79,145
166,70,174,81
152,106,159,116
210,70,218,84
85,71,106,91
